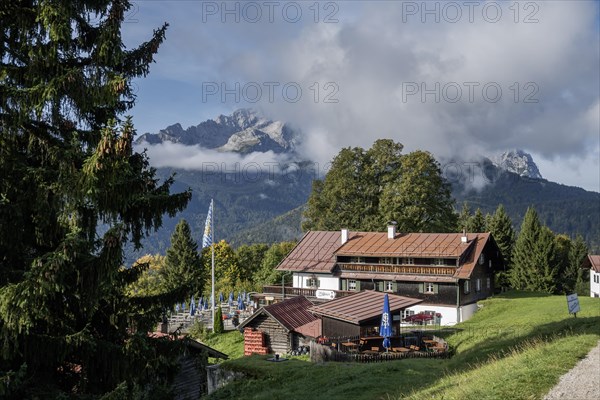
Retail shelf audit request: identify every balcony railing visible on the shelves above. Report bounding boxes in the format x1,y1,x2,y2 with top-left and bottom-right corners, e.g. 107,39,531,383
262,285,355,299
338,263,456,276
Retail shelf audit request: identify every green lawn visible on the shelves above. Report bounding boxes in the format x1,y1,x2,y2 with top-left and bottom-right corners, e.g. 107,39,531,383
205,292,600,400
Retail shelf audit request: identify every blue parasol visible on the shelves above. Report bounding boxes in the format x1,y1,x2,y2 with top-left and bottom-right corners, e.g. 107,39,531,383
380,294,392,352
190,296,196,316
238,297,246,311
219,292,224,303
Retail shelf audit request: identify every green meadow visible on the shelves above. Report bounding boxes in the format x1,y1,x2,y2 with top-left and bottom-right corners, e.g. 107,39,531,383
204,292,599,400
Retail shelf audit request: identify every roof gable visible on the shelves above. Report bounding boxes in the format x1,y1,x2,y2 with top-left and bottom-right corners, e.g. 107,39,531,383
582,255,600,272
276,231,341,273
239,296,319,333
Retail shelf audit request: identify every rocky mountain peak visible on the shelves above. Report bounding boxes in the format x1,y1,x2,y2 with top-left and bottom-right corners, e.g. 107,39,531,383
135,109,297,154
491,149,543,179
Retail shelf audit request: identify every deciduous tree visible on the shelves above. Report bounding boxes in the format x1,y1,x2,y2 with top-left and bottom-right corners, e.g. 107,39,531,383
303,141,457,233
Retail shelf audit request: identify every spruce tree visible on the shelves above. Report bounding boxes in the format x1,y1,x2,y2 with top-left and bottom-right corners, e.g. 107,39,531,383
488,205,515,289
457,202,472,232
468,208,486,233
510,208,558,293
567,235,588,295
213,306,224,334
0,1,190,396
162,219,203,296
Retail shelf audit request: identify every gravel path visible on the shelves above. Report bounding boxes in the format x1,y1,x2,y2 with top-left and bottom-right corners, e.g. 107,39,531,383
543,340,600,400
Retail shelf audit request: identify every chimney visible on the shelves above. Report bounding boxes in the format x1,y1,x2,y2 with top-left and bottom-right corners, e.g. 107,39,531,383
387,222,397,239
341,228,349,245
461,229,468,243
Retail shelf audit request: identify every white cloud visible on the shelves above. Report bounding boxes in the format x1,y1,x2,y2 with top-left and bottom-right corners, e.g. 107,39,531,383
124,0,600,191
136,142,293,175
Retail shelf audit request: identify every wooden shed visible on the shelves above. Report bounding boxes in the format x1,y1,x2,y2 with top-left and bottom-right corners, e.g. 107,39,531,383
308,290,422,338
238,296,321,355
149,332,228,399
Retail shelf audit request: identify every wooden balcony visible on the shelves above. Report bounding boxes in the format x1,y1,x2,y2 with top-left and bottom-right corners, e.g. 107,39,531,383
262,285,355,299
338,263,456,276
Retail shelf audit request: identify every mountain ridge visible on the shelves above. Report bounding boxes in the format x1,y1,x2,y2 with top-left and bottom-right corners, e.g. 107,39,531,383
135,109,298,154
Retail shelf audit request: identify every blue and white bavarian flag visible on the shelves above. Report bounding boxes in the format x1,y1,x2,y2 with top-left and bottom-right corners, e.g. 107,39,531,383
202,199,213,248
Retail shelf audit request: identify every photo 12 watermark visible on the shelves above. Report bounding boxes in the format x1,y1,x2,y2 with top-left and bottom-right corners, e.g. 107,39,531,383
401,1,540,24
202,81,340,104
401,81,539,104
200,1,339,23
197,161,330,183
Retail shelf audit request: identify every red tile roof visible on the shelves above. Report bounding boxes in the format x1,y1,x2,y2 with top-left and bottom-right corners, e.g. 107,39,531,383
308,291,422,325
582,255,600,272
276,231,342,273
453,233,491,279
336,232,477,257
276,230,495,280
239,296,320,334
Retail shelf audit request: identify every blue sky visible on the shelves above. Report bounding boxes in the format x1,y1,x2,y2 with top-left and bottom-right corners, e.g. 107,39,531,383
122,1,600,191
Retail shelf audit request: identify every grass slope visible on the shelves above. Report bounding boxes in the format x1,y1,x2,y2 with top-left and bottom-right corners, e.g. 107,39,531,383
206,292,600,400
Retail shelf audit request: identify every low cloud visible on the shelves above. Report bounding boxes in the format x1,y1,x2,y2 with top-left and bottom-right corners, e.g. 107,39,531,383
136,142,294,175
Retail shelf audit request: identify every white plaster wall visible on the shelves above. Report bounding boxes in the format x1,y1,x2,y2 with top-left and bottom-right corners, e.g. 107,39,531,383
292,273,339,290
404,304,459,326
404,303,480,326
590,270,600,297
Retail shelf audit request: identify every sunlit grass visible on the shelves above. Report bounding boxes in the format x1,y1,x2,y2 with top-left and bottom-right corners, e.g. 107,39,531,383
205,292,600,400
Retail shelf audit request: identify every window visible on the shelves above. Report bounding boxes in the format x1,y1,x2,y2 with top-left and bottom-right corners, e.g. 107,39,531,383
348,280,357,290
350,257,365,263
487,277,491,289
307,278,320,288
402,309,415,319
381,257,394,264
464,280,470,294
476,278,481,292
404,257,415,265
385,281,394,291
594,274,599,284
433,258,444,266
479,254,485,265
489,259,492,269
425,283,435,293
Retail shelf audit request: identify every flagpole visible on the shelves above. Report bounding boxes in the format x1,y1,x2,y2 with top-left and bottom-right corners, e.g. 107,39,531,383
211,199,215,330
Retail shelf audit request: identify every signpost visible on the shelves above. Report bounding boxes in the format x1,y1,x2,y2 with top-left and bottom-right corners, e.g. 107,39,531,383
566,293,580,317
316,290,336,300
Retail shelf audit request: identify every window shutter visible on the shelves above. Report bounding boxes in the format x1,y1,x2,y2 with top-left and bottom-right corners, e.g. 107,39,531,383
378,281,384,291
418,283,424,293
433,283,439,294
392,281,398,292
356,280,361,291
341,279,347,291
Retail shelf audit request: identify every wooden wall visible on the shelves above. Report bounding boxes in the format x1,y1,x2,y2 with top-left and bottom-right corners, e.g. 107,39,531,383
322,316,360,338
244,312,291,355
